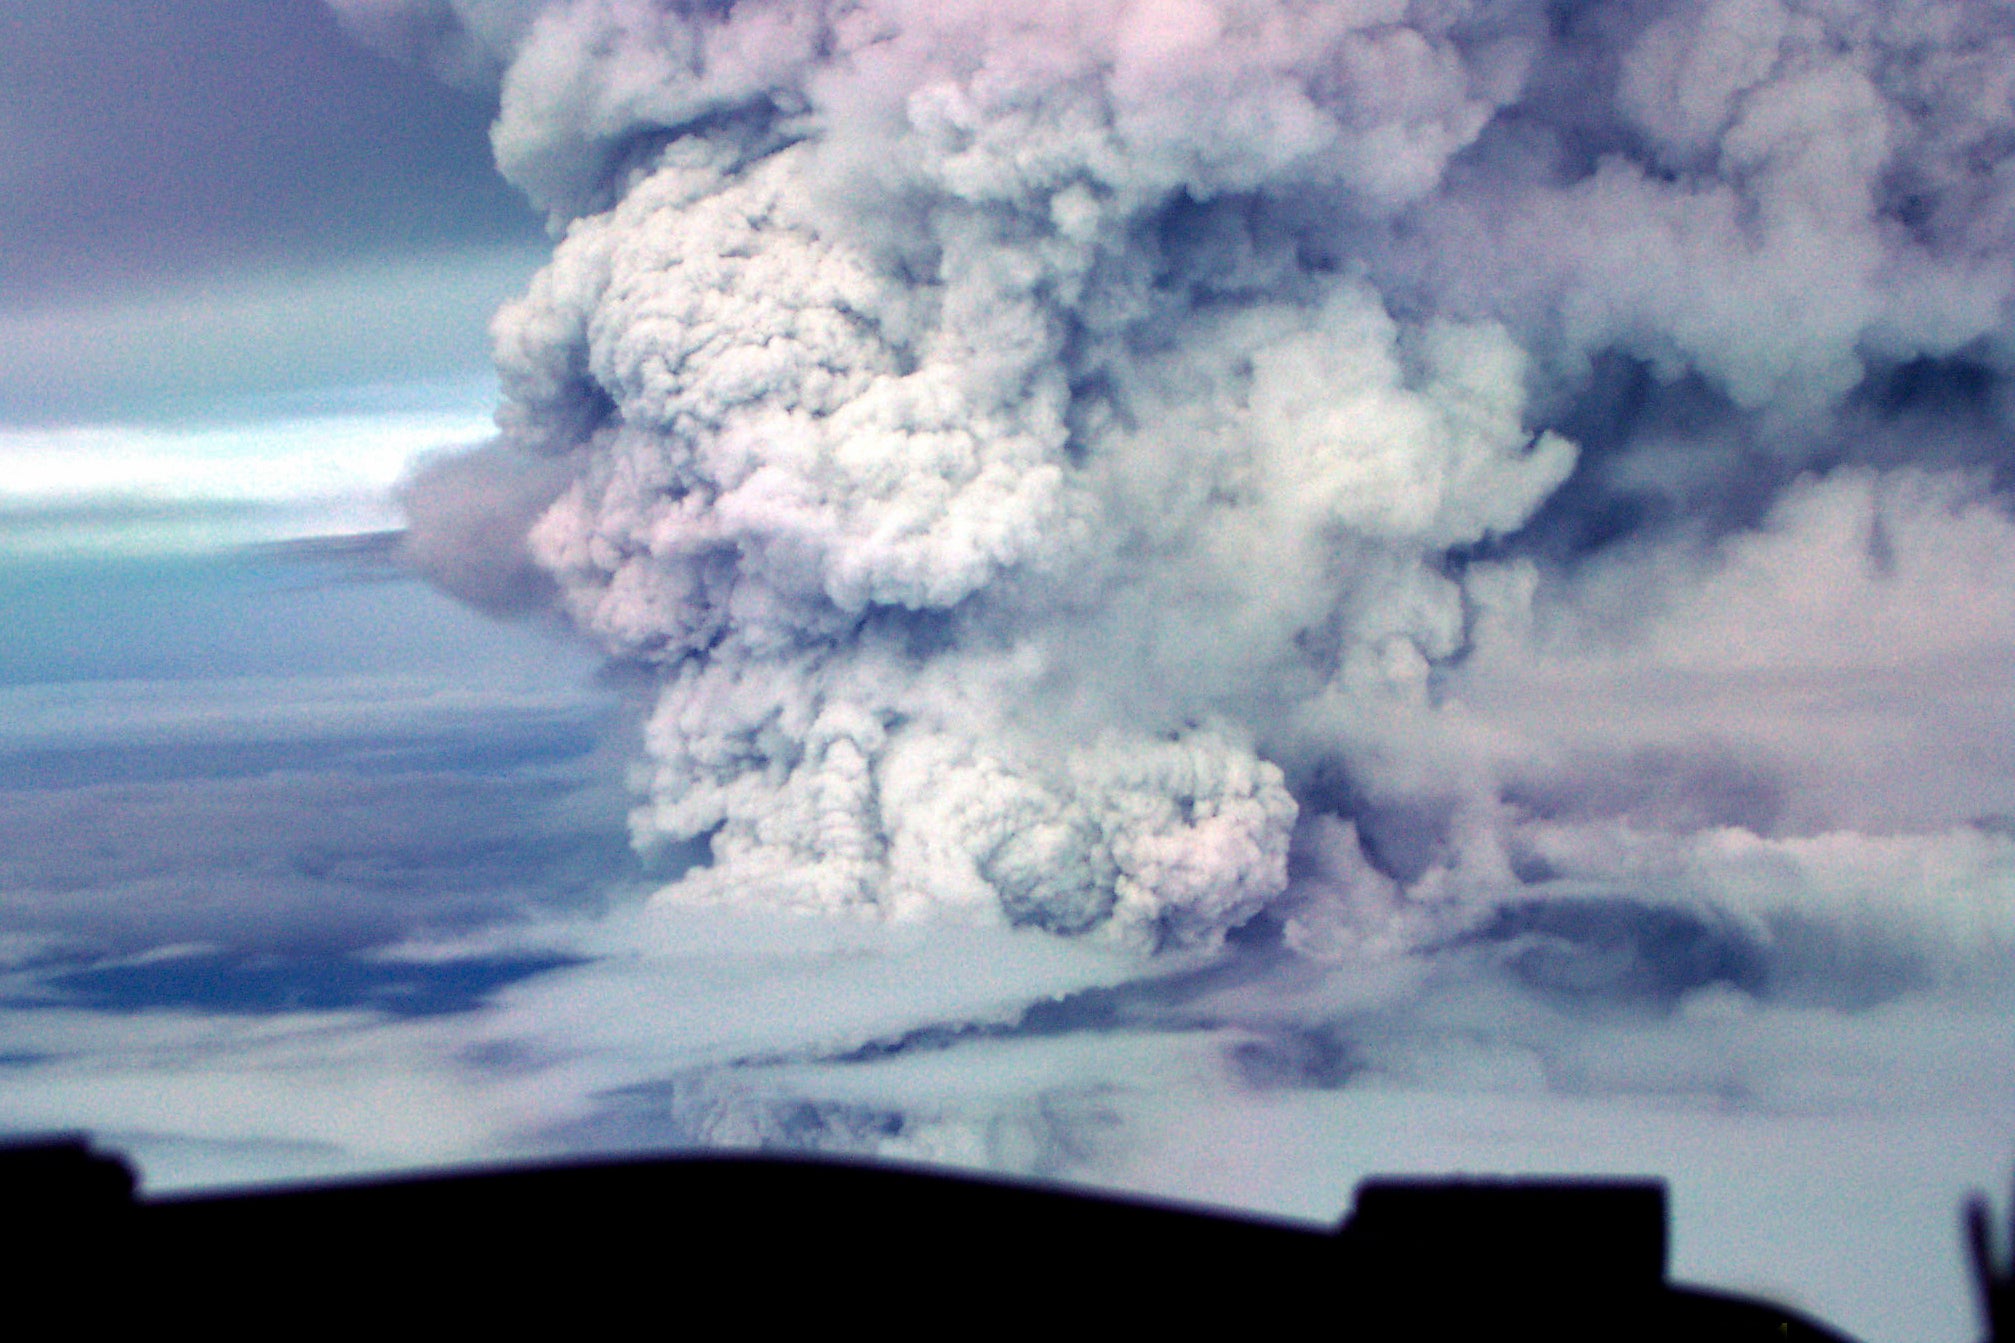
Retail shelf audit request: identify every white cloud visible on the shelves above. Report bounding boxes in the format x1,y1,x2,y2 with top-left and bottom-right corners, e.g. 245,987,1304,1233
0,393,499,554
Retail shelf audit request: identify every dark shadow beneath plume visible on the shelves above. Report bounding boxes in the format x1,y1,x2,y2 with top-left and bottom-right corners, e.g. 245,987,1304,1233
1469,348,2015,575
1836,354,2015,485
1228,1026,1361,1090
1501,746,1789,835
1471,898,1770,1009
1486,356,1780,567
1471,895,1936,1013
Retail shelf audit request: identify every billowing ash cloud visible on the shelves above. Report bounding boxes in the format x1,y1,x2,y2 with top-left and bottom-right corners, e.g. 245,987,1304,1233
380,0,2015,958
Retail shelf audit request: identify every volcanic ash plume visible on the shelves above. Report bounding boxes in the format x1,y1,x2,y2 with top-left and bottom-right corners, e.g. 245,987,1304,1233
371,0,2015,957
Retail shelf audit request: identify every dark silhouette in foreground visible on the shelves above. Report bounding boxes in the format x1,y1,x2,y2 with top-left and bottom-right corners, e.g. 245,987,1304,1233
5,1134,1998,1337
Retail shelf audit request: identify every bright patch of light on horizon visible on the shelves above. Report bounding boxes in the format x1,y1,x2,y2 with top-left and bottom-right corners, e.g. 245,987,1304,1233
0,399,495,555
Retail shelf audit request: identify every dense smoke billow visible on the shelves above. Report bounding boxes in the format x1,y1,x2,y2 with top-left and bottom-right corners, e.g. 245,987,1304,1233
373,0,2015,966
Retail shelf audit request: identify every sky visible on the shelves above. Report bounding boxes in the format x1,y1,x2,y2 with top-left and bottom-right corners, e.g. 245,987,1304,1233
2,4,2013,1341
0,0,543,410
0,0,545,554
